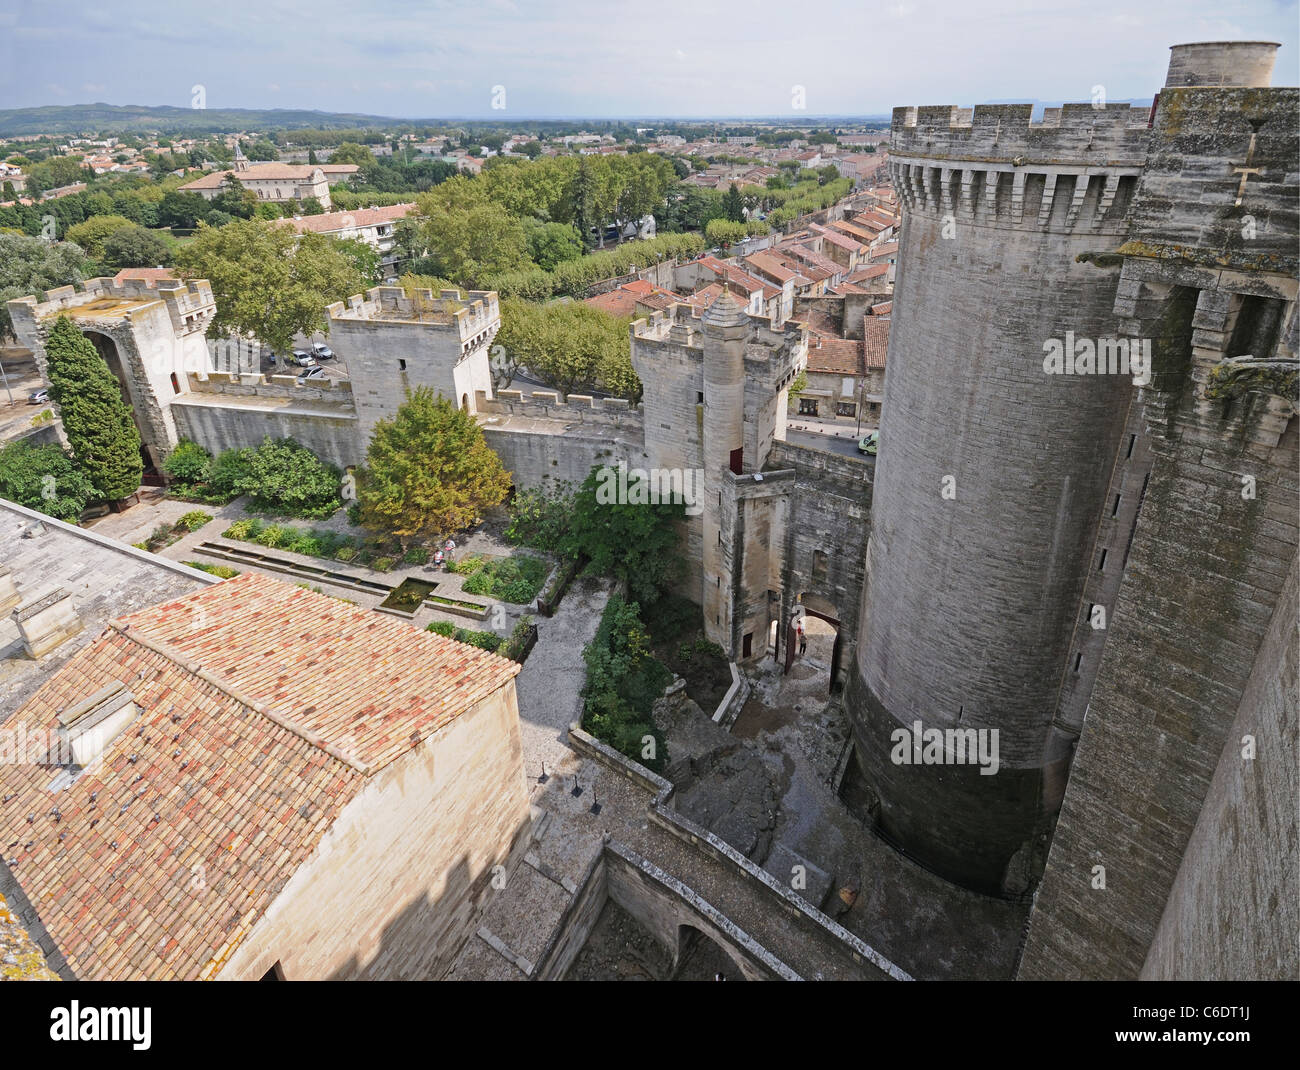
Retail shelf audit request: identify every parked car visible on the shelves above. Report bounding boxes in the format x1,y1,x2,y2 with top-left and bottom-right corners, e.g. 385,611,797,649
28,388,50,405
309,342,335,361
289,350,318,368
297,365,327,382
858,431,879,456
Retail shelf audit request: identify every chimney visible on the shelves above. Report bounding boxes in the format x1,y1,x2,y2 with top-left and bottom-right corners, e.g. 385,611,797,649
12,587,83,658
56,681,140,769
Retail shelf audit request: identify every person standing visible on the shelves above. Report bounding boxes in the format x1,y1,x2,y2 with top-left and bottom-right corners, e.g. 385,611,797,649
796,615,807,656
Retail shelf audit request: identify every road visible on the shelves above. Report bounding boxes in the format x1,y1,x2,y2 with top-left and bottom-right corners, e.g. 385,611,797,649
784,426,871,460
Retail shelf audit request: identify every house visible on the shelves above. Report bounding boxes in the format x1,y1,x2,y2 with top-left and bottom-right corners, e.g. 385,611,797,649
0,568,532,980
279,203,417,278
584,278,677,318
179,146,359,210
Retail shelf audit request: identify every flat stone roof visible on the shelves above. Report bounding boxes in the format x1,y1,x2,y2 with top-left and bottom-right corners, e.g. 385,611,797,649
0,499,213,717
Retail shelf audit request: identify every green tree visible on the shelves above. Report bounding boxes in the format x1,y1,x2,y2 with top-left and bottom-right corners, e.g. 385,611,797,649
0,440,97,522
157,190,210,229
177,218,364,353
102,225,171,269
494,298,638,400
329,142,376,168
562,465,684,603
358,387,510,540
0,233,85,341
522,218,582,270
234,437,340,518
64,214,134,258
307,148,319,165
723,182,745,223
705,218,747,246
43,315,142,499
212,175,257,219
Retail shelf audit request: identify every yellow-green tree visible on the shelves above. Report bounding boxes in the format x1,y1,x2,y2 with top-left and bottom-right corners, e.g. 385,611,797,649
358,387,510,540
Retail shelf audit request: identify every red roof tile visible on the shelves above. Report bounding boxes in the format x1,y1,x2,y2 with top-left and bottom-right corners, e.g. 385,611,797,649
0,572,518,980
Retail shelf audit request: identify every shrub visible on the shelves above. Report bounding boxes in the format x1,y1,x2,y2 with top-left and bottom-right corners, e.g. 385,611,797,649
505,483,573,550
580,595,669,771
255,524,287,548
207,447,252,496
458,554,548,603
164,441,212,485
372,556,395,572
234,437,341,519
677,642,694,662
346,501,362,526
403,546,429,565
178,510,213,532
501,615,536,662
184,561,240,578
334,545,357,562
426,620,458,638
222,517,257,540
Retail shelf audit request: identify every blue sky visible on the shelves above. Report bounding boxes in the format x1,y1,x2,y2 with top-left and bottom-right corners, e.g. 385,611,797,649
1,0,1297,118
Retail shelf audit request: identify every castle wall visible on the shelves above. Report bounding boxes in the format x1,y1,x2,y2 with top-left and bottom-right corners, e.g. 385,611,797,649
1139,551,1298,981
328,287,499,443
8,278,216,471
846,105,1149,893
767,440,874,670
171,398,362,469
1017,69,1299,976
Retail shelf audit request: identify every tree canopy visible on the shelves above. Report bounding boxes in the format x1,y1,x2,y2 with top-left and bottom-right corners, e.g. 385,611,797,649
176,218,365,352
494,297,639,401
0,233,85,341
358,387,511,540
44,315,143,499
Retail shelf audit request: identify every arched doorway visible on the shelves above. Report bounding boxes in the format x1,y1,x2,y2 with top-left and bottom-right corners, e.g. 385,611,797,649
781,594,843,693
81,329,161,481
672,924,749,981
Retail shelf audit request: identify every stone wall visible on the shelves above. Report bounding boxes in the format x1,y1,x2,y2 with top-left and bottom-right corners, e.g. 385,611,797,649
219,681,532,981
1139,552,1298,980
767,440,874,671
171,397,362,469
481,422,643,495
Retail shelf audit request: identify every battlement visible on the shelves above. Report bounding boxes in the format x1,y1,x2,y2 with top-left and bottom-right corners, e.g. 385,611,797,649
8,276,216,330
328,286,499,342
891,103,1152,167
188,370,356,404
475,388,643,432
632,300,806,355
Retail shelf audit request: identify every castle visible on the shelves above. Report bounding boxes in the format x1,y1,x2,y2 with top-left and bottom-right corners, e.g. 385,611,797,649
7,40,1296,980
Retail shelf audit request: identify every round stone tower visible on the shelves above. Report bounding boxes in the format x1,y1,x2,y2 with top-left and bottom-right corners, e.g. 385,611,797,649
701,291,748,644
846,101,1154,894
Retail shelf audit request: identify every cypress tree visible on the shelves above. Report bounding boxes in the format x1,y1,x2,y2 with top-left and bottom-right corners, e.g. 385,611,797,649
43,315,143,500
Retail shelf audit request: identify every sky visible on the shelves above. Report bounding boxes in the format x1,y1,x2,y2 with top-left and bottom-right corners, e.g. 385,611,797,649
1,0,1297,119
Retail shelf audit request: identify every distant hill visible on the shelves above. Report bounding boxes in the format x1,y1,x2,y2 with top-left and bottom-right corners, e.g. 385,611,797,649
0,103,896,138
0,103,418,137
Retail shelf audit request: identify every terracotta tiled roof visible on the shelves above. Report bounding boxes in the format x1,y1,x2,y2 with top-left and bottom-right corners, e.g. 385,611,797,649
806,337,864,376
742,251,798,284
870,301,893,316
848,264,890,282
280,203,415,235
812,224,864,253
868,242,898,261
112,268,178,285
864,316,890,368
0,572,519,980
796,309,841,338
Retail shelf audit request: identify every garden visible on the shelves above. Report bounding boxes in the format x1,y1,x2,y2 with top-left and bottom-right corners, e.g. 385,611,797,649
448,552,549,604
133,509,212,552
